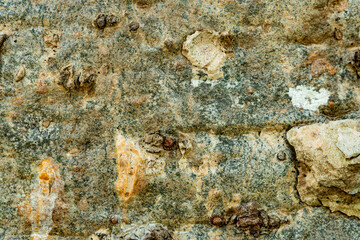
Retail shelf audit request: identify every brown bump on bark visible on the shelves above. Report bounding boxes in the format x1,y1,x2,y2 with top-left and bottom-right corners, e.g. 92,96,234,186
163,137,175,149
129,21,140,32
95,14,107,29
334,28,343,40
35,81,49,95
78,197,89,211
311,59,326,78
164,39,174,49
73,166,80,172
42,119,51,128
109,214,118,224
247,88,255,94
210,215,225,227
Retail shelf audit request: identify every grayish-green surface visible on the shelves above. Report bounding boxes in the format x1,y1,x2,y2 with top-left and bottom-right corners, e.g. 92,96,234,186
0,0,359,239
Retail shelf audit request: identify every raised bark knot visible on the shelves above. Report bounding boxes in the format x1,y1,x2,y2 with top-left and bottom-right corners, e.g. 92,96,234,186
235,202,281,236
142,131,178,153
58,65,97,92
223,202,282,237
94,13,119,29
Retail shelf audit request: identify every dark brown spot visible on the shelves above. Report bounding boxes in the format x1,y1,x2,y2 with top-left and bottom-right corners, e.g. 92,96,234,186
163,137,176,150
80,73,97,90
129,21,140,32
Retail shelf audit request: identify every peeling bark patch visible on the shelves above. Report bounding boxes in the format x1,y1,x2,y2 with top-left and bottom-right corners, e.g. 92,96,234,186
182,30,232,79
115,134,146,203
17,158,66,240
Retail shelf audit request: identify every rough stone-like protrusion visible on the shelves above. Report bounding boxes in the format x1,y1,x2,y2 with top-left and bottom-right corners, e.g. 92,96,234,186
115,134,146,203
224,202,281,236
17,158,66,240
94,14,119,29
58,65,97,92
287,120,360,218
182,30,232,79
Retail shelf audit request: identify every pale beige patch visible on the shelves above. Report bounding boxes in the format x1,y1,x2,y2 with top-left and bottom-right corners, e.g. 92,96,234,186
182,30,232,79
287,120,360,218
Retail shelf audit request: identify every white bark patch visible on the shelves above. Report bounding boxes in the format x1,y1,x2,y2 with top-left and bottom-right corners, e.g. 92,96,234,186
288,85,330,111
